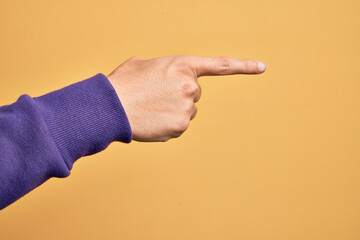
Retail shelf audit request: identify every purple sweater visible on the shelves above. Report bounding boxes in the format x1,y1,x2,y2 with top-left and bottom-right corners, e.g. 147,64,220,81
0,73,132,210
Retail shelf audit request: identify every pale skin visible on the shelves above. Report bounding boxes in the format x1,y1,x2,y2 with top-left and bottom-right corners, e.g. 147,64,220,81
107,55,266,142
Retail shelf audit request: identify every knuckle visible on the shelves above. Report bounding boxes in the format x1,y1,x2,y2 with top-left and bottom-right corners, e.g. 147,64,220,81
128,55,142,62
170,55,185,67
192,83,200,93
175,116,190,133
190,106,197,120
218,56,231,74
170,56,194,75
181,81,199,95
243,61,250,72
185,100,194,113
243,60,256,72
195,85,202,102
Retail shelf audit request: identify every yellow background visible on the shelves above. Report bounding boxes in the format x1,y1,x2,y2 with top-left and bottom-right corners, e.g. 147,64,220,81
0,0,359,239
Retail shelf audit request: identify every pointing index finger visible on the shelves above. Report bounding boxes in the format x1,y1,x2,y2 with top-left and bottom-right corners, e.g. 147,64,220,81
186,56,266,78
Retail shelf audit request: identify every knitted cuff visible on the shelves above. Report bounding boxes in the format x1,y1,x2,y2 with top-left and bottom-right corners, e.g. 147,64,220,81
33,73,132,170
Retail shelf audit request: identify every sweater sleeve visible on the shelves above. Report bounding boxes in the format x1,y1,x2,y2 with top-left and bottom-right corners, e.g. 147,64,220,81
0,73,132,210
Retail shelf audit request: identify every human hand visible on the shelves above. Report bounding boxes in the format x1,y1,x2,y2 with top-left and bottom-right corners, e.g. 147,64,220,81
107,55,266,142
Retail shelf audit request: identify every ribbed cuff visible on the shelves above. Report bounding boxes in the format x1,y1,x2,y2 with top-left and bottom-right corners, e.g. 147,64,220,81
33,73,132,170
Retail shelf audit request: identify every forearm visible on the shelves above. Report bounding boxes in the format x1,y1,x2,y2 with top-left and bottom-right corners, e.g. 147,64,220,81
0,73,132,210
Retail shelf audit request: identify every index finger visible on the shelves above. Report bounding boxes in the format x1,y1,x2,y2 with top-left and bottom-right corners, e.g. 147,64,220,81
184,56,266,77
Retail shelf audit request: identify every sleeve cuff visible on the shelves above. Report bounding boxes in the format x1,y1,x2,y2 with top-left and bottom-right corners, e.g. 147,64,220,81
33,73,132,170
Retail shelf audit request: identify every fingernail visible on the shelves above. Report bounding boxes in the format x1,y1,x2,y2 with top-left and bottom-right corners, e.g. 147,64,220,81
257,61,266,72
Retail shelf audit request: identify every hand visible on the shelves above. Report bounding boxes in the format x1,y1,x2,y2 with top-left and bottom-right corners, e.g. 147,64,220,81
107,55,266,142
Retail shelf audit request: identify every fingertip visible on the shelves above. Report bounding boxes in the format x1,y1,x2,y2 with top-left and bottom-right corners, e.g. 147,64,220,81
257,61,267,73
